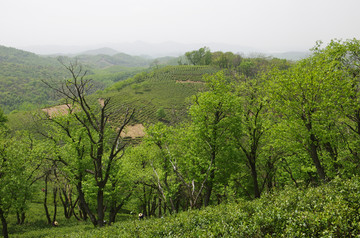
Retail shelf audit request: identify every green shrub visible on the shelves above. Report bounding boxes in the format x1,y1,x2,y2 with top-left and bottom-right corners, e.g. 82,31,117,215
8,176,360,237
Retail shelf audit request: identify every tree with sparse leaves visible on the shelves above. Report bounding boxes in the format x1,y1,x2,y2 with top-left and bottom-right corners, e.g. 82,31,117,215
41,59,135,227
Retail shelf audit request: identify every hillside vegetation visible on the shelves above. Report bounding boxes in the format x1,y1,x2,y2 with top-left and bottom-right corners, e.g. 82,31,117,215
6,177,360,237
0,46,152,113
2,39,360,238
101,65,219,124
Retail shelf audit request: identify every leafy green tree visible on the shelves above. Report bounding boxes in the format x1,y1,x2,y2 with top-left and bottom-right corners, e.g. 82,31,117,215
212,51,242,69
231,75,271,198
267,47,348,182
0,130,44,237
185,47,212,65
315,39,360,175
188,71,240,206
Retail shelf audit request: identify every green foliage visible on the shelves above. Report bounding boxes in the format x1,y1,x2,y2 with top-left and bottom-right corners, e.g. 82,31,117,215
156,107,166,120
102,65,219,124
211,51,242,69
185,47,212,65
0,46,151,113
5,39,360,237
0,107,7,127
7,177,356,237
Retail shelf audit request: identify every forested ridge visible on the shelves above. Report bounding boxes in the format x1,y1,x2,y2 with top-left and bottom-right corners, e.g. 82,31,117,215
1,39,360,237
0,46,151,113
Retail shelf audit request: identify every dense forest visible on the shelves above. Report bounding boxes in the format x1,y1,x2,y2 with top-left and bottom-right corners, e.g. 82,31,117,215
1,39,360,237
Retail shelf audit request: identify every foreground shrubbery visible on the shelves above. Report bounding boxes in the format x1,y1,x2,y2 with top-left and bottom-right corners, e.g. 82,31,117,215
6,177,360,237
51,177,359,238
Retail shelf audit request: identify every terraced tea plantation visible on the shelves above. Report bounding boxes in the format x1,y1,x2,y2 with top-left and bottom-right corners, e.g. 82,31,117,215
102,65,219,125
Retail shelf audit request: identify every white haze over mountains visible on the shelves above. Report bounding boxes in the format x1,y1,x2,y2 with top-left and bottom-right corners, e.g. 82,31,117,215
22,41,310,61
1,0,359,59
22,41,260,57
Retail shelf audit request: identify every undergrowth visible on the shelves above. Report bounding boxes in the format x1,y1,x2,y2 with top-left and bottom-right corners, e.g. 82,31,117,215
7,176,360,237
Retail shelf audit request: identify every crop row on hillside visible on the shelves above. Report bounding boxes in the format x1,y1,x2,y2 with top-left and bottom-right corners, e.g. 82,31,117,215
101,65,218,125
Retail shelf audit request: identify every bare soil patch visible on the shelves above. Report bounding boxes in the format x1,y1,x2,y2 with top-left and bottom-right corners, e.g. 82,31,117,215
98,98,105,107
176,80,204,84
121,124,145,138
42,104,71,118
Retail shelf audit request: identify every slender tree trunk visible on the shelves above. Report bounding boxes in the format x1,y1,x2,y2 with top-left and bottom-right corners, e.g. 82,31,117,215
0,207,9,238
304,118,327,182
109,206,116,224
59,188,70,219
204,148,216,207
249,157,260,198
16,208,26,225
97,188,105,227
204,172,214,207
16,212,20,225
309,133,326,182
158,197,162,217
265,160,275,192
77,181,96,225
52,187,57,224
44,174,51,225
108,192,132,223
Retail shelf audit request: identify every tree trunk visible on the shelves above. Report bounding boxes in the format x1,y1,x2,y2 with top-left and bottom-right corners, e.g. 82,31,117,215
0,207,9,238
52,187,57,224
77,181,96,226
16,209,26,225
204,169,214,207
97,188,105,227
108,206,116,224
44,174,51,225
158,197,162,217
249,157,260,198
304,118,327,182
309,133,326,182
204,148,216,207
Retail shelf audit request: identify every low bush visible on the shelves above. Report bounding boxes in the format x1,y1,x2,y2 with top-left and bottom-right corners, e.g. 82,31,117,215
8,177,360,237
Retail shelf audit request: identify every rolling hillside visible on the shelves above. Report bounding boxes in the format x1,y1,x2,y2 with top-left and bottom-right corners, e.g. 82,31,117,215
0,46,152,113
0,45,67,113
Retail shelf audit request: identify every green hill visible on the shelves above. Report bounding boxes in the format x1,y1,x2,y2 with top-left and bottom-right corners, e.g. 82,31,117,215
74,52,151,68
100,65,219,125
5,64,219,134
0,45,67,113
0,46,151,113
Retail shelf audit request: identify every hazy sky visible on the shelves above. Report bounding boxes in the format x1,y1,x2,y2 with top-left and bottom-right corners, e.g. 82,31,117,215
1,0,359,53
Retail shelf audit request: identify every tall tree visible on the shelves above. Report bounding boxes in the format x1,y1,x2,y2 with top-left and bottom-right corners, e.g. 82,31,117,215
231,75,270,198
42,59,134,227
188,71,240,206
267,47,347,182
0,131,42,237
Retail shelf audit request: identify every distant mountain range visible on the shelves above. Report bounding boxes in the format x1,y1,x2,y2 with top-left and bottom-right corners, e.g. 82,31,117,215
20,41,310,60
268,51,311,61
79,47,120,56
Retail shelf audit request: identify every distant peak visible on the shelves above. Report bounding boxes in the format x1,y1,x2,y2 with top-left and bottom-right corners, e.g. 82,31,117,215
79,47,119,56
